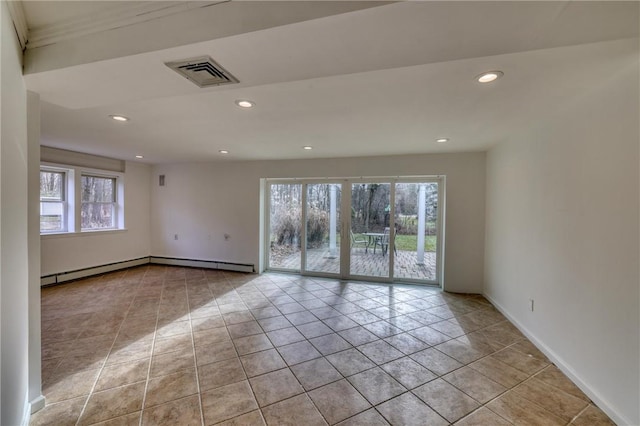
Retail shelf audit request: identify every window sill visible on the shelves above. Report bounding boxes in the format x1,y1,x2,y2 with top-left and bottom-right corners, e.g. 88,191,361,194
41,229,128,239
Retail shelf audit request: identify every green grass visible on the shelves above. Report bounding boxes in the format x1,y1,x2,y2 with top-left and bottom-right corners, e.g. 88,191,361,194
395,234,437,251
352,233,436,252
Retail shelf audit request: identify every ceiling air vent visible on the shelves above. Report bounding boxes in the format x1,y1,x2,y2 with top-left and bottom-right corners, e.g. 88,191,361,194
165,56,239,88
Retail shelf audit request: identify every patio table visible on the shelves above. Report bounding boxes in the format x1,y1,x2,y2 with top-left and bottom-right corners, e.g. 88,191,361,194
362,232,385,254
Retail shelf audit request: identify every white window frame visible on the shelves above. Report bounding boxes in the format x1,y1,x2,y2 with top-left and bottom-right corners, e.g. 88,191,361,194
40,167,69,234
81,173,118,231
40,162,125,235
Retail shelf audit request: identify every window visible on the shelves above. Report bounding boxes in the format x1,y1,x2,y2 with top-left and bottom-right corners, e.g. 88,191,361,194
40,161,124,235
81,175,117,230
40,170,66,233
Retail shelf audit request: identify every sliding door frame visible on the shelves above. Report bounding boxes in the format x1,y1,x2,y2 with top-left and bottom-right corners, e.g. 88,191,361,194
300,180,345,279
265,181,302,274
345,178,395,284
264,176,444,286
390,177,444,286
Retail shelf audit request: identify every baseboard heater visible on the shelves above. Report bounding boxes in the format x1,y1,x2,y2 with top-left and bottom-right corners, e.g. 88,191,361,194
149,256,254,273
41,256,255,286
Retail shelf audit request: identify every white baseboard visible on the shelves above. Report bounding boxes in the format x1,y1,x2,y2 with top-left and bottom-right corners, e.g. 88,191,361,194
20,393,46,425
40,275,56,286
30,395,45,413
41,256,255,286
41,257,150,286
483,293,630,426
149,256,254,273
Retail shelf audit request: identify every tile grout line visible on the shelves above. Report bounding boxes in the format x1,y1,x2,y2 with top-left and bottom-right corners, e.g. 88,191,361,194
74,267,148,426
258,275,334,426
569,404,592,424
237,275,337,423
41,285,98,423
257,278,430,420
267,279,496,424
138,266,166,426
261,277,387,425
39,267,610,426
528,364,594,407
209,274,263,424
185,274,208,426
419,321,554,424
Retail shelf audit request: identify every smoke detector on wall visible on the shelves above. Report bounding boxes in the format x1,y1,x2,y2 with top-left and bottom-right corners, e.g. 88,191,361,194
165,56,239,88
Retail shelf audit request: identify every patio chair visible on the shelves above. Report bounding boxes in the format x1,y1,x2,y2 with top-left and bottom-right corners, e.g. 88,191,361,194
374,227,397,256
350,230,368,252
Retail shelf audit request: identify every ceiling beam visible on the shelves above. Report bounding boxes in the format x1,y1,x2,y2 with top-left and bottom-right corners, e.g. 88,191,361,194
26,1,226,50
23,1,391,75
7,0,28,50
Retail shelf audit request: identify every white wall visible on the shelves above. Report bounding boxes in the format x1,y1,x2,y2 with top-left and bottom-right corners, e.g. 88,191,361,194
484,41,639,424
27,91,44,414
1,2,30,424
41,161,151,276
151,152,485,293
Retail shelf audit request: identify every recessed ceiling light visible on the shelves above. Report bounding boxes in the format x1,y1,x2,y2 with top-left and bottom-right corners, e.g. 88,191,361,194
235,100,254,108
436,138,449,143
476,71,504,83
219,150,229,154
303,146,313,150
109,114,129,122
135,155,144,159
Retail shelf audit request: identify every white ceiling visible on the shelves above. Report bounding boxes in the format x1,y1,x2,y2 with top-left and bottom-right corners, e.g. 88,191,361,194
21,1,639,164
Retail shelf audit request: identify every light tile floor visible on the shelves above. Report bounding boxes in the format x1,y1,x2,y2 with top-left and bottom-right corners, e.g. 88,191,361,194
31,265,614,426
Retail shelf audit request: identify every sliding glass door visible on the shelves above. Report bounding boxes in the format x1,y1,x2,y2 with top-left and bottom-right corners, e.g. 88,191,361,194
349,182,391,279
303,183,342,275
268,183,302,271
266,177,442,285
393,181,440,283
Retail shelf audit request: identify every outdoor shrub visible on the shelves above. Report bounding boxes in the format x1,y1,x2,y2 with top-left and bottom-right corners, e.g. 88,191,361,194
397,215,417,235
272,205,301,246
271,206,329,248
271,205,329,248
306,207,329,248
396,215,437,236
